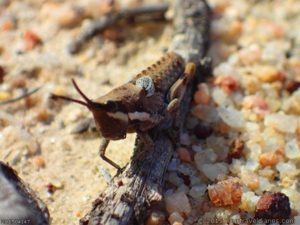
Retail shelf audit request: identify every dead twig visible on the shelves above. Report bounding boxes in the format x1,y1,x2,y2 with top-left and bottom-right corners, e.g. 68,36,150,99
68,3,168,54
0,86,42,106
79,0,211,224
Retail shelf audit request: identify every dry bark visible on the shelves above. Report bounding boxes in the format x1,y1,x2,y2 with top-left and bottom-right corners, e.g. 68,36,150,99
0,162,50,225
80,0,211,224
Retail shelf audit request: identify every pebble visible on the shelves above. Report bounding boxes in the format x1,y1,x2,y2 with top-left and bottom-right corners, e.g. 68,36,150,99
214,75,239,94
42,3,84,28
240,191,260,212
23,30,42,51
145,211,165,225
32,156,45,169
165,192,191,217
194,124,213,139
176,148,192,163
284,138,300,160
188,184,207,199
228,138,244,163
35,107,51,123
168,212,184,225
207,177,242,207
194,83,210,105
264,113,298,133
255,192,291,221
259,152,278,167
276,162,300,179
179,133,191,146
0,91,10,101
191,105,219,123
200,163,228,181
238,44,261,65
71,118,92,134
211,87,233,106
255,66,282,83
240,168,259,191
218,106,245,130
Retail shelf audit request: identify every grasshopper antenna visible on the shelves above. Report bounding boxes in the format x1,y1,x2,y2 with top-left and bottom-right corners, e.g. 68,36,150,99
51,79,110,110
71,79,94,105
50,93,89,107
50,79,92,107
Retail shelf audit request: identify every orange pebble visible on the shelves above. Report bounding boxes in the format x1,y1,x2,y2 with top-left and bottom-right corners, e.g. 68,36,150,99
32,156,45,168
1,20,14,32
35,107,51,122
24,30,41,50
259,152,278,167
208,177,242,207
194,83,210,105
177,147,192,163
214,75,238,94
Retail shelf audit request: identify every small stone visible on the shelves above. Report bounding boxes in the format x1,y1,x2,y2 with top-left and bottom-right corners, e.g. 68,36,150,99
191,105,219,123
242,95,269,111
240,191,260,212
0,91,10,101
165,192,191,217
255,192,291,222
240,168,259,191
228,138,244,163
276,162,300,179
200,163,228,181
179,133,191,146
145,211,165,225
23,30,42,51
259,152,278,167
194,124,213,139
208,177,242,207
285,80,300,93
284,139,300,160
214,75,239,94
168,212,184,225
194,83,210,105
194,148,217,168
10,76,27,88
71,118,92,134
238,44,261,65
32,156,45,168
75,211,81,217
35,107,51,123
177,148,192,163
255,66,281,83
218,106,245,130
51,4,84,28
189,184,207,199
264,113,297,133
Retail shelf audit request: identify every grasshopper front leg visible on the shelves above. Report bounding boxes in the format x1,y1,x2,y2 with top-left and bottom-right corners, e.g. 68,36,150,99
167,62,196,113
99,138,122,171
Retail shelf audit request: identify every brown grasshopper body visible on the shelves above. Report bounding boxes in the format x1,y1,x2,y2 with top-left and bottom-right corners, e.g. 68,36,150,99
51,52,195,171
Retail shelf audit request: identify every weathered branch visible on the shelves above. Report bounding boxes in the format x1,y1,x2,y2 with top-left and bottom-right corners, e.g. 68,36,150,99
80,0,211,224
0,162,50,225
0,86,42,106
68,3,168,54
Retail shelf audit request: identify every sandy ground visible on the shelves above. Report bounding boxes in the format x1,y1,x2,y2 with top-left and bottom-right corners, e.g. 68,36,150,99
0,0,172,224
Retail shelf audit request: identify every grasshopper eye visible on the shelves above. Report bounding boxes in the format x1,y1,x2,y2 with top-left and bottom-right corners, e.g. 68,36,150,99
135,76,155,97
106,100,118,111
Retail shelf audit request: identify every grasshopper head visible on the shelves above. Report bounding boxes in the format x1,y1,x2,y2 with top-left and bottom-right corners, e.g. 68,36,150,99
51,79,128,140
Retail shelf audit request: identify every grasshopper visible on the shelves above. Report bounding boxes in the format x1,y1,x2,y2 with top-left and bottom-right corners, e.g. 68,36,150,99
51,52,195,171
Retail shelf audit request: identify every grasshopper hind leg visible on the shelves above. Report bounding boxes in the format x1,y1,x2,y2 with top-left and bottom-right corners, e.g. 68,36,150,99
99,138,122,172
